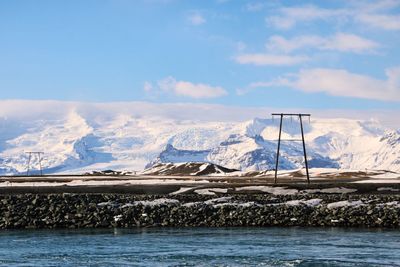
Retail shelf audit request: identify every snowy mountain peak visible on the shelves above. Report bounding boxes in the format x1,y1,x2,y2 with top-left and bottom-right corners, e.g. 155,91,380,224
244,117,270,137
0,101,398,174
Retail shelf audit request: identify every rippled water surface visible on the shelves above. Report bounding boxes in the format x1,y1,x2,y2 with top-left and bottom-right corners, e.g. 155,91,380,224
0,227,399,266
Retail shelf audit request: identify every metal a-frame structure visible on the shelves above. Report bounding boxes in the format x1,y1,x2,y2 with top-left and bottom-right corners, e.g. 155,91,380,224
272,113,310,184
25,151,44,176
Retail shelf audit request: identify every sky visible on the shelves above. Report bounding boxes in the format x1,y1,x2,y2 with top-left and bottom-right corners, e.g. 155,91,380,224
0,0,399,112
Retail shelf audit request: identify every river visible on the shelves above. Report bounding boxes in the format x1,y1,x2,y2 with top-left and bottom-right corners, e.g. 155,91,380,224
0,227,399,266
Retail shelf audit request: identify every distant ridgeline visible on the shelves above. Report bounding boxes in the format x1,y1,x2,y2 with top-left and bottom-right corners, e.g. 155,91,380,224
0,108,399,174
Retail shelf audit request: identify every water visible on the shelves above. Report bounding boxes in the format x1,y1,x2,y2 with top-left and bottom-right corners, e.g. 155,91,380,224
0,228,399,266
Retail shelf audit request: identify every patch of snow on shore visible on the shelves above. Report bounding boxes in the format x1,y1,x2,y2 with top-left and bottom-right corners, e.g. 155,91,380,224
0,179,210,187
377,187,400,192
120,203,134,208
303,187,357,194
354,179,400,184
370,172,400,179
182,202,201,207
194,188,228,195
68,179,210,186
97,202,114,207
327,200,364,209
380,201,400,208
0,181,69,187
284,199,322,207
114,214,123,222
170,187,195,195
213,202,257,208
235,186,298,195
182,197,232,207
204,197,232,204
132,198,180,206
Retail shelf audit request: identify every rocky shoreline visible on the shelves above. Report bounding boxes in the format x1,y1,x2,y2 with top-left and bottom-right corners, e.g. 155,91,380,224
1,193,399,229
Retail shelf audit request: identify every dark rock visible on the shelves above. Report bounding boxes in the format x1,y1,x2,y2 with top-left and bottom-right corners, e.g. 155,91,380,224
0,193,399,229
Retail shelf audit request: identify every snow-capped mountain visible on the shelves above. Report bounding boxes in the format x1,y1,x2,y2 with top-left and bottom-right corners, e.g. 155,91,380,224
149,134,339,171
0,100,399,175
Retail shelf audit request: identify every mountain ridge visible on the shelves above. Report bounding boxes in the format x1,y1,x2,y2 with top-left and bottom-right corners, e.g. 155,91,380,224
0,102,398,174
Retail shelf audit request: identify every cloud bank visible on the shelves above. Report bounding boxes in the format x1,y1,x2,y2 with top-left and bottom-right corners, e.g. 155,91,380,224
145,76,227,99
234,54,309,66
266,33,379,54
0,100,398,129
266,2,400,31
246,67,400,102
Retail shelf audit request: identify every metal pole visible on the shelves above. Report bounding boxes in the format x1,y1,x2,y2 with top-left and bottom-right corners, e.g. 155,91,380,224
38,153,43,176
26,152,31,176
274,114,283,184
299,115,310,184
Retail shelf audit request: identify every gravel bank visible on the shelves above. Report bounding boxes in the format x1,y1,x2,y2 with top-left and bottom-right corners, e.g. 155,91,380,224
1,194,399,229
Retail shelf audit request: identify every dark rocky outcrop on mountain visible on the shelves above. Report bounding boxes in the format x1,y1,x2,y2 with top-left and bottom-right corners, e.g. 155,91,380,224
142,162,238,176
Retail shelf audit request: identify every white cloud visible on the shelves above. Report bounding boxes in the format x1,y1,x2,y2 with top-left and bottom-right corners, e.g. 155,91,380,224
158,76,227,99
235,33,378,67
357,14,400,30
1,100,399,128
143,81,153,92
266,33,379,54
247,67,400,101
323,33,379,52
234,53,309,66
266,2,400,31
267,5,348,30
266,35,321,53
354,0,400,12
188,13,206,25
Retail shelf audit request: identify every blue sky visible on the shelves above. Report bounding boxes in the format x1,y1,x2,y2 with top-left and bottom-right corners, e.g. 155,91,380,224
0,0,399,110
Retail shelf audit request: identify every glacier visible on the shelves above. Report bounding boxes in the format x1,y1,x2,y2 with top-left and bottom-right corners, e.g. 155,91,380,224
0,100,399,175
